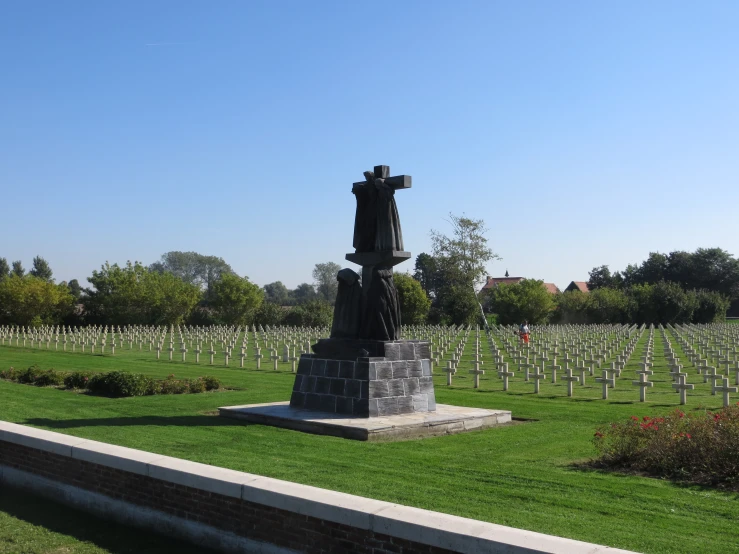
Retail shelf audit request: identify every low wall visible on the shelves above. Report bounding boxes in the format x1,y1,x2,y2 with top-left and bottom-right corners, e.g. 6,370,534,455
0,421,637,554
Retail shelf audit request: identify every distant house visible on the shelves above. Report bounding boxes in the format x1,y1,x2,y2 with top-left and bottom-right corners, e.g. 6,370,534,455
480,275,525,293
565,281,590,293
543,283,561,294
480,271,560,295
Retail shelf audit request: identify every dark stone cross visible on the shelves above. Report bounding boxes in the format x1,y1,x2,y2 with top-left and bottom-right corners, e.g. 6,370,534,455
346,164,412,303
350,165,411,254
353,165,411,193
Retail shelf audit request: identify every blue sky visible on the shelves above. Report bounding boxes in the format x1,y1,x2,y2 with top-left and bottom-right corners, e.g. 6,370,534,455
2,1,738,291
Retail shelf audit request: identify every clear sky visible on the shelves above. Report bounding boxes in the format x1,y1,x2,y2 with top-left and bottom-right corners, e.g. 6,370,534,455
2,1,738,291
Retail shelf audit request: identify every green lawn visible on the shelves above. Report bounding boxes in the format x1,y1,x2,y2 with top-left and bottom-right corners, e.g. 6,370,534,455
0,330,736,554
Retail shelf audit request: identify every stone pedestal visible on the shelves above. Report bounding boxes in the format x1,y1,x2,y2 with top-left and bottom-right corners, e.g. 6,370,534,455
289,339,436,417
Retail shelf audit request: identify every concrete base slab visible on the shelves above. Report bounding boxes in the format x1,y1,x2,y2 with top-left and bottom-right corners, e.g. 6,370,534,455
218,402,512,441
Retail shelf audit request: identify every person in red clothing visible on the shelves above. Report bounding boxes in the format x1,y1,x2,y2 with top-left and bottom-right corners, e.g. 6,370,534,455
519,321,530,344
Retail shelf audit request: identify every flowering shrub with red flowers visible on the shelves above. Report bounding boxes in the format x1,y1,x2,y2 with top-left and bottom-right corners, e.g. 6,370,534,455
593,406,739,488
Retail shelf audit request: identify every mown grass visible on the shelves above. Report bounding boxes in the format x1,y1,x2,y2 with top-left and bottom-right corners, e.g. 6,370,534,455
0,329,737,554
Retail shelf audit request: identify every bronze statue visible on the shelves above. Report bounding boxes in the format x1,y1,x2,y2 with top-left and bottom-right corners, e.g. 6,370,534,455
352,166,409,253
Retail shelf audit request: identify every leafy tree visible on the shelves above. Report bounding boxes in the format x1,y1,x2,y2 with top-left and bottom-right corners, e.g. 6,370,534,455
67,279,82,300
688,248,739,299
440,285,482,326
0,258,9,281
210,273,263,325
430,213,498,288
621,263,640,288
488,280,554,325
651,281,697,324
292,283,318,304
585,287,628,323
692,290,730,323
636,252,669,285
11,261,24,277
291,283,318,305
283,300,333,328
430,214,498,325
0,275,74,325
393,273,431,324
150,251,233,299
413,253,439,298
312,262,341,304
29,256,53,282
253,301,285,327
84,261,201,325
263,281,289,305
626,284,658,324
554,291,589,324
587,265,615,291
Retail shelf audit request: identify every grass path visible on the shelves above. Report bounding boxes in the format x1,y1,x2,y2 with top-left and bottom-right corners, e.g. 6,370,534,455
0,330,737,554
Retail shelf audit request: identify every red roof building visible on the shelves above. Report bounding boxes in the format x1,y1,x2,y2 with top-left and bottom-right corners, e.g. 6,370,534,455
565,281,590,293
480,273,561,294
480,276,525,292
543,283,561,294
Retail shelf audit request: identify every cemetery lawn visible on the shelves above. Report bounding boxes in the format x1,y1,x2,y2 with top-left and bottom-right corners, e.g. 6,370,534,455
0,336,737,554
0,486,216,554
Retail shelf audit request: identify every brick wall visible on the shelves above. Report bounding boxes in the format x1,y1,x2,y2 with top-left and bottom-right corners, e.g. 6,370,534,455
0,422,636,554
0,440,453,554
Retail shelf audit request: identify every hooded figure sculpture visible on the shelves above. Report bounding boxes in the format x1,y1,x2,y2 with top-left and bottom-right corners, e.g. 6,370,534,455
330,268,362,339
359,267,401,341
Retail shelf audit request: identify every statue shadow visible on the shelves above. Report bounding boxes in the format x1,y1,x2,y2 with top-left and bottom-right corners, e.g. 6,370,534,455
22,414,250,429
0,486,216,554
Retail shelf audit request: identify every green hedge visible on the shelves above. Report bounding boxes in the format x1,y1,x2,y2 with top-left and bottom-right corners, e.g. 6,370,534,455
0,366,221,398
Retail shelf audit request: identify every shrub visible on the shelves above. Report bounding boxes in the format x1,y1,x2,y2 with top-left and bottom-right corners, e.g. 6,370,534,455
158,375,190,395
692,290,730,323
2,366,221,397
187,378,206,394
33,369,66,387
88,371,156,398
0,367,19,380
64,371,94,389
16,365,45,384
593,406,739,488
200,375,221,391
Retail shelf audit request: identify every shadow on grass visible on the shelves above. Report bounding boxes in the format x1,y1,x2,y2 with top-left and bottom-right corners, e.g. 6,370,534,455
0,486,216,554
566,461,739,494
23,414,252,429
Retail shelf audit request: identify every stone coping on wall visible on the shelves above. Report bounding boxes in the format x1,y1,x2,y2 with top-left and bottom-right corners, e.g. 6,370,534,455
0,420,638,554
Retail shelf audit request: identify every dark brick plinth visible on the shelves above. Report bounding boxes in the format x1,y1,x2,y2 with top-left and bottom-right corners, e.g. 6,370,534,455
312,338,431,361
290,340,436,417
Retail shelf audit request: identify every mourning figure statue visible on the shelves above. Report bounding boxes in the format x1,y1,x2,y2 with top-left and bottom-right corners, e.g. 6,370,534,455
330,268,362,339
359,267,401,341
353,170,404,253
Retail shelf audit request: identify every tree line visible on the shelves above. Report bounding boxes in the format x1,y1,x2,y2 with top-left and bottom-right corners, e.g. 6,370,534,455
485,248,737,325
3,225,733,328
0,214,481,328
0,251,433,328
0,253,333,328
